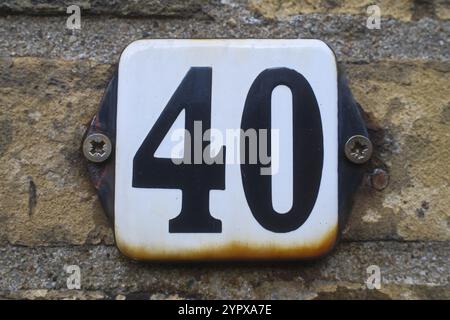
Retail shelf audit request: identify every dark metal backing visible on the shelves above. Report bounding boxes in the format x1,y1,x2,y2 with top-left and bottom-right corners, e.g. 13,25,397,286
84,71,118,223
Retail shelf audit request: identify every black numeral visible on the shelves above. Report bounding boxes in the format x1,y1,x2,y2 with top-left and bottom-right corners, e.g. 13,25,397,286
240,68,323,232
133,67,323,234
133,67,225,233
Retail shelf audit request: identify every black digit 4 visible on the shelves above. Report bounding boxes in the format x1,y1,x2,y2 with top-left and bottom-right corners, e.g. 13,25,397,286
133,67,225,233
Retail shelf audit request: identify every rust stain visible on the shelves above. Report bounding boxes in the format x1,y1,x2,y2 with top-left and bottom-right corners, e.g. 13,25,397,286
115,224,338,261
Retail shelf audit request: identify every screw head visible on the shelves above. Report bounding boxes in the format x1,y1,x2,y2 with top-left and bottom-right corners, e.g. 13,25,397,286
345,135,373,164
83,133,112,163
370,168,389,190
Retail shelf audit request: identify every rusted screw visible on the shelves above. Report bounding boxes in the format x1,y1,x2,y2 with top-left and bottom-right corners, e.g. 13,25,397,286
83,133,112,163
370,168,389,191
344,135,373,164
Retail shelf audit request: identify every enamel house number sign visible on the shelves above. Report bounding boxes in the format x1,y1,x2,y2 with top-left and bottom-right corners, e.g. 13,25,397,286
83,39,372,261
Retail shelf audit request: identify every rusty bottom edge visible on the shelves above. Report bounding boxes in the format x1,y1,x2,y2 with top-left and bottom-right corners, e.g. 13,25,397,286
115,224,338,262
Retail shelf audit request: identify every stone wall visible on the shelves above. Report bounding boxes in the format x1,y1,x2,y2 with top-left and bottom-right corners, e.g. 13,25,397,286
0,0,448,299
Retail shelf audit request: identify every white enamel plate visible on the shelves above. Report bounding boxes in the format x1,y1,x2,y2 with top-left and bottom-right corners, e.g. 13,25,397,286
113,39,341,261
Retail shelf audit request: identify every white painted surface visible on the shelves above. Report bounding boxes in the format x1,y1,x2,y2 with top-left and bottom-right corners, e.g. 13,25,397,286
271,85,293,214
115,39,338,259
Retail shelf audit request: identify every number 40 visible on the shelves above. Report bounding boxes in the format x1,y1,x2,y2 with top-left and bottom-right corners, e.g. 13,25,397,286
133,67,323,234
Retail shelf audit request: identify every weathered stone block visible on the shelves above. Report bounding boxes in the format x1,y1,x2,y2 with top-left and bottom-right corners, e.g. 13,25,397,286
0,58,448,245
249,0,414,21
0,242,448,299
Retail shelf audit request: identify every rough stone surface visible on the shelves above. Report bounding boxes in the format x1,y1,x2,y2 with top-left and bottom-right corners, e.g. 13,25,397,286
1,58,448,246
0,242,448,299
0,57,115,246
0,0,449,299
249,0,415,21
436,1,450,20
0,12,449,63
1,0,448,22
0,0,208,18
249,0,450,22
344,62,450,241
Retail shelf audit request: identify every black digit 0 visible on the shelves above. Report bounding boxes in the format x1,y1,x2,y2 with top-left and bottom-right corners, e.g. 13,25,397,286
133,67,225,233
240,68,323,233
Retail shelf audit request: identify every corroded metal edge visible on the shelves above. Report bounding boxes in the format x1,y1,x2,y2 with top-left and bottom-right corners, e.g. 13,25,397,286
337,66,369,238
116,223,338,262
83,71,118,223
